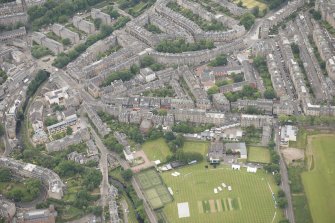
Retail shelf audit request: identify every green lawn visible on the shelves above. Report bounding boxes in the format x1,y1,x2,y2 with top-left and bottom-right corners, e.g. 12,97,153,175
161,163,283,223
301,135,335,223
142,138,172,162
248,146,271,164
142,139,210,162
182,140,209,156
234,0,267,10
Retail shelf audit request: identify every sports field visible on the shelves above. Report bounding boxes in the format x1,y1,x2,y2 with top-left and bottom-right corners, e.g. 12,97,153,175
182,141,209,156
142,138,172,162
136,169,173,209
142,139,209,162
301,135,335,223
248,146,271,164
234,0,267,10
161,163,282,223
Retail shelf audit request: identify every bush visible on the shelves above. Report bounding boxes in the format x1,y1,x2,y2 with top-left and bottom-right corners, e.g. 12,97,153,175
277,197,288,208
31,45,52,59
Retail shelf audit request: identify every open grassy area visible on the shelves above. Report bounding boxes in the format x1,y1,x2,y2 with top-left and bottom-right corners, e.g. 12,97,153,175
142,138,172,162
248,146,271,164
161,163,283,223
234,0,267,10
142,139,209,162
182,140,209,156
301,135,335,223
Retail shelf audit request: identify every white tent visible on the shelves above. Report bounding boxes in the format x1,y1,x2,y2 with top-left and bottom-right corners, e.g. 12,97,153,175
247,166,257,173
232,164,241,170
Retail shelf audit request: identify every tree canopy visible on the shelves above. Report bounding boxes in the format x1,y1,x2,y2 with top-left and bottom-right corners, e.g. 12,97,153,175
240,13,255,30
208,54,228,67
156,39,214,53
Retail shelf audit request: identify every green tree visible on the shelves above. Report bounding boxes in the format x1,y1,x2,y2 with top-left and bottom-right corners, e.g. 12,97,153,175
274,173,281,185
277,197,288,208
251,6,260,17
240,13,255,30
94,18,102,29
164,132,176,141
31,45,52,59
0,168,11,182
207,85,219,95
312,10,321,20
140,55,155,68
264,88,276,99
209,54,228,67
66,126,73,135
291,43,300,55
121,169,133,181
277,189,285,198
62,38,71,46
55,160,84,177
83,169,102,191
44,117,58,126
26,179,41,198
8,188,24,202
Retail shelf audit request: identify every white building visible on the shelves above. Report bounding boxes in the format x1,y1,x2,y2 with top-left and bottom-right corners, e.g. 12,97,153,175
280,125,298,145
44,87,69,105
123,146,134,162
140,67,156,82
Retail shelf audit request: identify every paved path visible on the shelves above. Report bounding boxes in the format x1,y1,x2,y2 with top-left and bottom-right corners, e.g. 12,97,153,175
121,199,129,223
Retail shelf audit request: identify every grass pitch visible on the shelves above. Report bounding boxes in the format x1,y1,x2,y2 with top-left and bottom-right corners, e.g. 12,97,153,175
161,163,283,223
142,138,172,162
301,135,335,223
234,0,267,10
248,146,271,164
142,139,209,162
182,141,209,156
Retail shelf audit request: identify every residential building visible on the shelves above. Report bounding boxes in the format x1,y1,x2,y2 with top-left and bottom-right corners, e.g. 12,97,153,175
73,16,95,34
32,32,64,55
0,27,26,42
91,8,112,25
47,114,78,135
52,24,80,44
140,67,156,82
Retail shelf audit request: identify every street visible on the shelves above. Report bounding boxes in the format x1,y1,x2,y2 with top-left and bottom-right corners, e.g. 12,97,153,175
274,123,295,223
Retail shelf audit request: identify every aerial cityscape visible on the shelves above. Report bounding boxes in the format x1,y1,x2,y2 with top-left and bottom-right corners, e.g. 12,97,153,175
0,0,334,222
